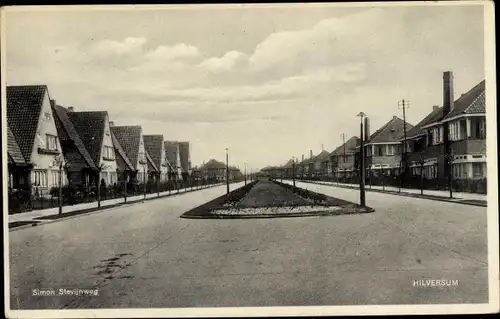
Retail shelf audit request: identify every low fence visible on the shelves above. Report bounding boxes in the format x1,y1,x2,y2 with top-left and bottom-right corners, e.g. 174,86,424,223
8,179,224,215
289,175,487,194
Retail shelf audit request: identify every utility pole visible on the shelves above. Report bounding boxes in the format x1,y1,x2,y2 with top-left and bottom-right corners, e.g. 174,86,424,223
292,157,296,188
244,163,247,185
398,99,410,187
357,112,366,207
225,148,229,194
341,133,346,163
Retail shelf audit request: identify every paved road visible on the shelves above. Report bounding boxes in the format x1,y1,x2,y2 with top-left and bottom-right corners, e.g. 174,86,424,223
8,180,488,310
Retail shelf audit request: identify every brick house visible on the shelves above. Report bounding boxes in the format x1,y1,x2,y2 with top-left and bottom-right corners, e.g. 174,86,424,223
330,136,360,179
144,135,171,182
110,125,148,185
51,103,98,189
405,72,486,180
362,116,414,177
164,141,182,180
7,85,68,196
201,159,226,181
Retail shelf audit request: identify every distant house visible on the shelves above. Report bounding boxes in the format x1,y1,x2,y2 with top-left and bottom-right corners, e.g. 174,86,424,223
7,124,33,190
51,104,99,188
144,135,171,182
7,85,67,195
164,141,182,180
362,115,414,176
145,149,159,184
201,159,227,181
66,110,119,186
330,136,359,179
313,150,330,177
110,130,135,184
405,73,486,180
178,141,192,181
111,125,148,185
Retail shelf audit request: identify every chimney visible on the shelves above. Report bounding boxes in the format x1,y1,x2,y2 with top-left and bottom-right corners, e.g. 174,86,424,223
109,121,115,127
433,105,439,111
50,99,56,106
443,71,455,115
392,115,397,120
302,154,304,162
364,117,370,142
310,150,313,159
67,106,74,112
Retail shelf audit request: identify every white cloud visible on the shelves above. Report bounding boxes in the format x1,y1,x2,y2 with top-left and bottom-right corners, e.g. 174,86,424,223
90,37,147,57
198,50,246,73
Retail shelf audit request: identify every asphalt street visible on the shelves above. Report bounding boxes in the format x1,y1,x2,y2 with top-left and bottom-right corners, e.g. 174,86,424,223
8,179,488,309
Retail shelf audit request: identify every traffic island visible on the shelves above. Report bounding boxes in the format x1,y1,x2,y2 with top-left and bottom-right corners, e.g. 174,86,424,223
181,179,374,219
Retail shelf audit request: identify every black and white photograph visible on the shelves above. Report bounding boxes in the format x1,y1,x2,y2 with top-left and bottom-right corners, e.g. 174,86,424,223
2,2,498,317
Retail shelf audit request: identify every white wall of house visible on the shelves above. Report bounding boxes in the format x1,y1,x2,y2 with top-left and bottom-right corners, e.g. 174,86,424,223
136,132,148,183
98,115,118,186
30,90,68,192
159,142,170,181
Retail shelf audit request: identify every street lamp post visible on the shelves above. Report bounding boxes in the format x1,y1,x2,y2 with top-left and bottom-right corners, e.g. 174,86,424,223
419,157,425,196
292,157,296,188
244,163,247,185
357,112,366,207
53,155,64,216
447,150,454,199
225,148,230,194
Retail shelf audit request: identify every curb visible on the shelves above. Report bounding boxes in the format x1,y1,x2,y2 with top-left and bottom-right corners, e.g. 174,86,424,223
8,183,226,231
298,181,487,207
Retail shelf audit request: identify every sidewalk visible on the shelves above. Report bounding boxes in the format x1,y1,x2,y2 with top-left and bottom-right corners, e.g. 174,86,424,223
282,180,487,207
8,183,223,228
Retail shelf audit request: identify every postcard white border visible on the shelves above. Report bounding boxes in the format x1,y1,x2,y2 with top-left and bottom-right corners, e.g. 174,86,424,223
2,1,498,318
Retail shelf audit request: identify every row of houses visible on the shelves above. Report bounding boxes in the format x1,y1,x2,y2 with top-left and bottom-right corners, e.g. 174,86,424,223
264,71,487,183
6,85,193,195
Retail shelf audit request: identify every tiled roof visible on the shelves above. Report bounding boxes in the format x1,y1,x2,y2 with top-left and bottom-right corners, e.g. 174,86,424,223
52,105,97,170
7,124,27,165
178,141,190,173
442,80,486,120
111,126,142,169
331,136,360,155
67,111,107,167
314,150,330,162
164,141,180,168
145,150,158,172
6,85,48,161
283,159,295,168
366,116,414,144
406,107,444,139
143,135,163,169
111,131,134,171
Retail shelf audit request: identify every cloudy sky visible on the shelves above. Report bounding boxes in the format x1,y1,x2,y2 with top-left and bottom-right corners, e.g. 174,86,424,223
5,3,485,171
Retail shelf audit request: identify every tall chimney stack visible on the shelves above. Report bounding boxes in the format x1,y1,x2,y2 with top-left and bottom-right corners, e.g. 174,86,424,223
364,117,370,142
310,150,313,159
443,71,455,116
302,154,304,162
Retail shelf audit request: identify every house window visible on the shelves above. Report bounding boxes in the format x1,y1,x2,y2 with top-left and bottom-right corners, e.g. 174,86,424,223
104,146,115,159
44,112,51,120
386,145,396,156
46,134,58,151
452,163,468,179
33,170,48,187
376,146,383,156
449,122,461,141
432,127,443,145
472,163,485,178
50,170,62,187
424,164,437,179
476,120,486,139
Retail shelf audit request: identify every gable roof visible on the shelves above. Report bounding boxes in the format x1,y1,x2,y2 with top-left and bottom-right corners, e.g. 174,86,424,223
366,116,414,144
52,105,97,170
405,107,444,139
111,131,134,171
111,126,142,169
283,159,295,168
143,135,164,169
7,124,27,165
442,79,486,120
67,111,107,167
6,85,48,161
314,150,330,162
331,136,360,155
164,141,180,167
145,150,158,172
178,141,190,173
